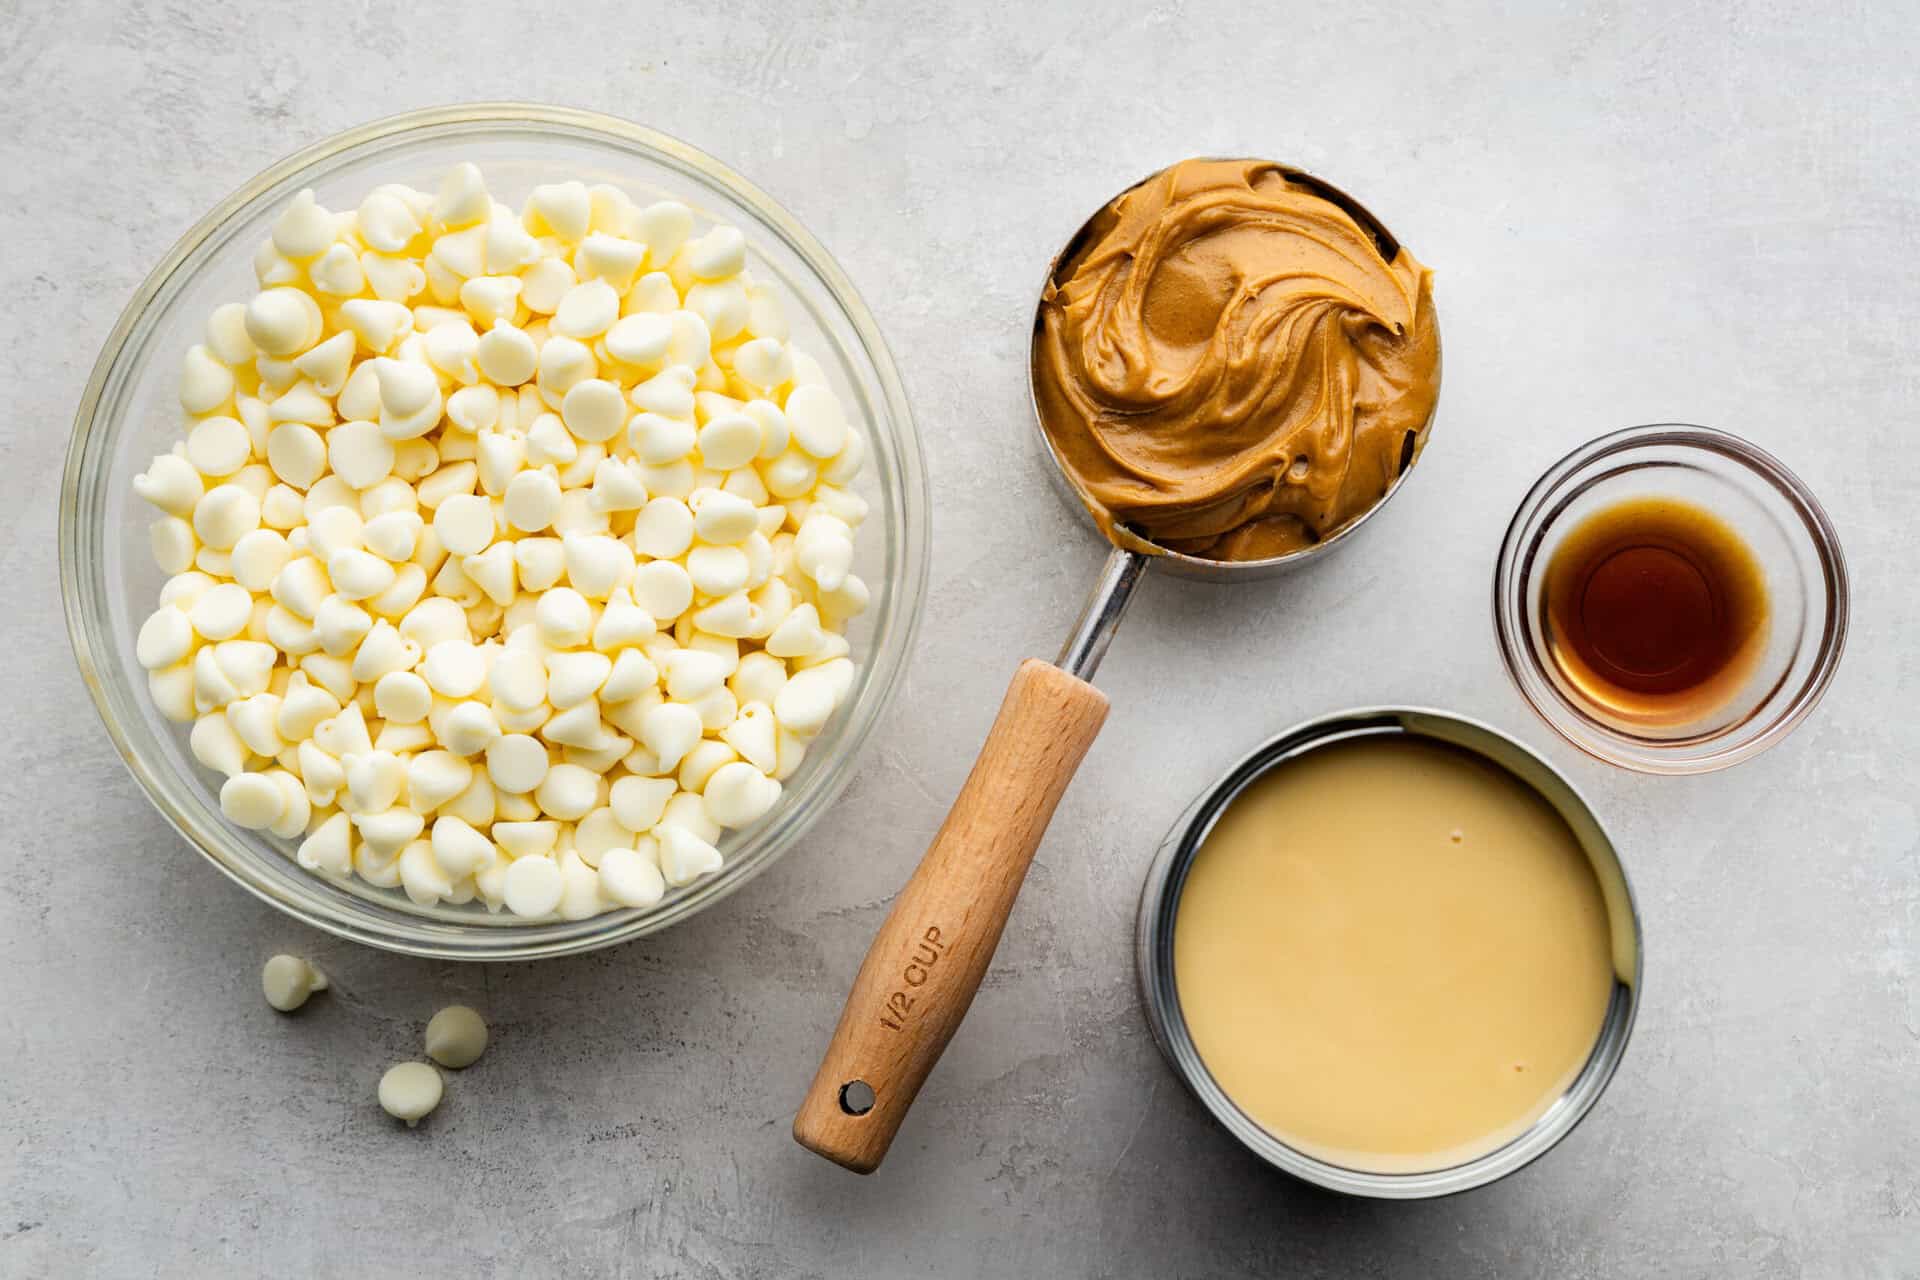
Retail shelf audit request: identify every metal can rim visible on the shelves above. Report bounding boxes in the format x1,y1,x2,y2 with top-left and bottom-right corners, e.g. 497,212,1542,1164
1134,705,1643,1199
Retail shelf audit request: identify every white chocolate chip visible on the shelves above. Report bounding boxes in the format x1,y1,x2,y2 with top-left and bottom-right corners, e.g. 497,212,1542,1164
629,499,694,563
533,763,598,821
629,564,693,629
373,359,442,440
341,299,414,354
772,662,842,735
310,244,364,296
552,279,620,339
416,641,483,698
703,761,782,828
690,489,758,545
594,594,657,655
245,288,323,357
433,494,495,556
605,312,672,367
297,812,354,877
358,189,423,253
189,583,254,640
502,853,564,915
637,201,693,260
610,774,677,833
485,733,549,794
526,181,591,242
534,587,592,649
598,844,666,908
513,537,565,592
683,226,746,281
207,302,257,366
271,189,336,261
630,365,697,417
546,650,612,709
425,1005,489,1069
636,701,702,774
476,320,537,386
406,749,472,814
488,648,548,711
537,336,595,406
430,816,494,878
502,468,562,533
294,332,355,396
459,275,522,327
179,345,235,415
784,384,850,459
434,163,491,228
327,421,396,491
362,252,427,303
629,412,696,465
658,822,723,887
374,671,432,724
494,820,558,860
762,449,818,499
261,954,328,1012
441,701,501,756
194,485,262,551
795,513,855,591
186,416,252,477
520,256,575,314
697,414,762,472
328,548,397,601
589,457,649,513
445,385,500,435
557,849,602,919
220,772,286,830
378,1061,443,1127
136,606,193,670
560,379,626,443
577,233,646,291
561,533,634,599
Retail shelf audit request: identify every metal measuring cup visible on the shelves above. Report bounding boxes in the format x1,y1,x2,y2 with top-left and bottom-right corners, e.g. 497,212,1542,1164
794,163,1437,1173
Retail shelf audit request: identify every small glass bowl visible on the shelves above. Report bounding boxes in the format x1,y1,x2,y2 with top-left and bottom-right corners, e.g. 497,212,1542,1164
60,104,929,959
1494,425,1846,773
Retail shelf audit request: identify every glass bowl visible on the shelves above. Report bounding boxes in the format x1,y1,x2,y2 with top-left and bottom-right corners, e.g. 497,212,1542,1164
60,104,929,959
1493,425,1845,773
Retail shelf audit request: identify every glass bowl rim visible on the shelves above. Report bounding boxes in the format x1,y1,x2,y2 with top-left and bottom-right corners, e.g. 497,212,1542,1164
1491,423,1848,775
59,102,930,959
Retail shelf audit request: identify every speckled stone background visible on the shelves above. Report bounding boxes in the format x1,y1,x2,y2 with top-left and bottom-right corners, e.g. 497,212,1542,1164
5,1,1915,1275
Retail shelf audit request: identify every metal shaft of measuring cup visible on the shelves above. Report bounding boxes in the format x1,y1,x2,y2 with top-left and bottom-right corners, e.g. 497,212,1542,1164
1056,547,1149,680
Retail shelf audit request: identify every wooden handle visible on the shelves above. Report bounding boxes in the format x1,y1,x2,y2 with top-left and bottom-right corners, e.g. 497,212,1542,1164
793,658,1110,1173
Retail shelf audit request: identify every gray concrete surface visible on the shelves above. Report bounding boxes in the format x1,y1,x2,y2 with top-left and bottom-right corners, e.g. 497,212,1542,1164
4,1,1916,1275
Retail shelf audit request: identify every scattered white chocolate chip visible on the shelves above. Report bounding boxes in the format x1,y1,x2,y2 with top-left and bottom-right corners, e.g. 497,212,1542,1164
424,1005,489,1069
378,1061,444,1127
261,953,328,1012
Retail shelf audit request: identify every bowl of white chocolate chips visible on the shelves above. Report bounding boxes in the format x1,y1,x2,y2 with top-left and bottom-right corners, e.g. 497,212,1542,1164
61,104,928,958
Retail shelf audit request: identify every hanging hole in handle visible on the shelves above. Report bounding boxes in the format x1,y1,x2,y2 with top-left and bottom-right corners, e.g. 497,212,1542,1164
838,1080,876,1116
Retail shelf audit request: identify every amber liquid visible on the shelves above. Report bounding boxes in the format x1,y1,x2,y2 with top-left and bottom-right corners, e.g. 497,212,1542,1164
1543,497,1768,725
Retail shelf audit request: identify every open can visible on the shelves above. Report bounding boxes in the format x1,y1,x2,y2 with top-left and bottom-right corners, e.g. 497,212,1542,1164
1135,707,1642,1198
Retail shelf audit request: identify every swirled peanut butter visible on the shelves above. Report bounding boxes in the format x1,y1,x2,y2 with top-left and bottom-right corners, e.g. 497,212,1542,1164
1033,159,1441,560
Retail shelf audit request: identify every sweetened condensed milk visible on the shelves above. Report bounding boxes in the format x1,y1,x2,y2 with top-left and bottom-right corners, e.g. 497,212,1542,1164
1173,735,1614,1173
